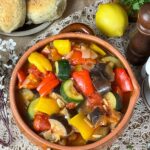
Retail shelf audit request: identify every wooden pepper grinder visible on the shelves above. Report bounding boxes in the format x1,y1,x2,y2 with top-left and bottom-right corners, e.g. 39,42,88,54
126,3,150,65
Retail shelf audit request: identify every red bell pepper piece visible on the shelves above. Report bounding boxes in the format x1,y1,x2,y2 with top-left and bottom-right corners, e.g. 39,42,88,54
112,82,123,98
72,69,95,96
37,72,60,97
114,68,133,92
17,69,26,88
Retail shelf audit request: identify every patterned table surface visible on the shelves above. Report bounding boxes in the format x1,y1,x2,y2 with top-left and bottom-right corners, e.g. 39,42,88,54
0,0,150,150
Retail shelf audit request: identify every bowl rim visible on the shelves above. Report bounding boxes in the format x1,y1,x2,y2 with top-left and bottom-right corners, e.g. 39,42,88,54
9,33,140,150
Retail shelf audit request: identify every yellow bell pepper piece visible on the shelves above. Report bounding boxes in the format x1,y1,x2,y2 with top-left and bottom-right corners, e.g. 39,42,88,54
35,97,60,115
28,52,52,73
69,112,94,141
53,40,71,55
90,43,106,56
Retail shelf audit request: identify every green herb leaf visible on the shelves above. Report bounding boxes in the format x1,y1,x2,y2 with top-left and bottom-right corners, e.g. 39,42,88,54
133,2,140,10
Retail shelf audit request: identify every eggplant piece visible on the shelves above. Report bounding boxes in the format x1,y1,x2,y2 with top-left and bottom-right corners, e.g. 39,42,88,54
50,114,72,136
92,75,111,95
91,63,114,82
89,107,102,125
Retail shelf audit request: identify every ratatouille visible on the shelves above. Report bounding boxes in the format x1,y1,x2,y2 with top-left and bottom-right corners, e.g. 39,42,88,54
17,39,133,146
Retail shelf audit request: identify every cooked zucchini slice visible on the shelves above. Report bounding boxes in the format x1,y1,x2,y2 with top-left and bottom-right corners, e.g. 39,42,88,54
55,59,71,80
60,79,84,103
101,56,123,68
104,92,122,111
27,98,39,120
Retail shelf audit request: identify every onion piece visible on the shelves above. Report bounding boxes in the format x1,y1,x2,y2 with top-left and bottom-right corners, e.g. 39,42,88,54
80,45,98,59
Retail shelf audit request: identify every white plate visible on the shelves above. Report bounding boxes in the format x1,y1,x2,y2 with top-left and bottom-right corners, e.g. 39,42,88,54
0,22,51,37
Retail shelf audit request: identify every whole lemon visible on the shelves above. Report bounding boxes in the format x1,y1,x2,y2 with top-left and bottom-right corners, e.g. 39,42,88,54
95,3,128,37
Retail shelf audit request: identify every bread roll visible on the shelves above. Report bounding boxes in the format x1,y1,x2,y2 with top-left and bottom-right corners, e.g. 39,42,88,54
0,0,26,33
27,0,67,24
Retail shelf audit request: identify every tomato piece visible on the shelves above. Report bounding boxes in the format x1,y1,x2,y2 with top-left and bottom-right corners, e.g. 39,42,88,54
21,73,41,89
87,92,103,109
114,68,133,92
70,50,96,66
28,65,44,79
66,102,76,109
70,50,83,65
33,112,51,132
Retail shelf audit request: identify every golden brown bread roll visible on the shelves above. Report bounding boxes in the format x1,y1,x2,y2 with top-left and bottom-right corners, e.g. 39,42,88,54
0,0,26,33
27,0,67,24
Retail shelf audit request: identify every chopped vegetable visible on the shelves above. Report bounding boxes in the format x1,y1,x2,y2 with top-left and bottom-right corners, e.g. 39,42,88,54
114,68,133,92
80,45,98,59
70,50,83,65
101,56,123,68
91,63,114,82
108,110,122,130
112,83,123,98
50,114,72,136
28,65,44,80
17,69,26,88
104,92,122,111
72,69,95,96
27,98,39,120
53,40,71,55
60,79,84,103
69,112,94,141
33,112,51,132
21,73,40,89
90,43,106,56
70,50,96,65
89,107,102,125
89,126,110,141
19,88,34,106
55,60,71,80
49,48,62,61
37,72,60,97
41,44,51,57
66,102,77,110
87,92,103,110
35,97,60,115
41,45,62,61
91,73,111,95
28,52,52,73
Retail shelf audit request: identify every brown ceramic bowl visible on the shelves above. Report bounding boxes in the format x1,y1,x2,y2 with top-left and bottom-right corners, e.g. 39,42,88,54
9,23,140,150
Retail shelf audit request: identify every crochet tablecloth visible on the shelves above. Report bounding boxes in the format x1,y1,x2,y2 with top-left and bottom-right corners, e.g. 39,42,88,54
0,0,150,149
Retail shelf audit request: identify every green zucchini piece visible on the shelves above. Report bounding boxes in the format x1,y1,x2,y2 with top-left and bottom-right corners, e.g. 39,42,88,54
104,92,122,111
60,79,84,103
55,59,71,80
27,98,39,120
101,56,123,68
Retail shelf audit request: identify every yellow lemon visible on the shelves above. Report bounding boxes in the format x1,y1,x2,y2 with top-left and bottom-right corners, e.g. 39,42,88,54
95,3,128,37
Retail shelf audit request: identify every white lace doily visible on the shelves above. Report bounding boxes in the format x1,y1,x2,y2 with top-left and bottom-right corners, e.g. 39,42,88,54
0,0,150,149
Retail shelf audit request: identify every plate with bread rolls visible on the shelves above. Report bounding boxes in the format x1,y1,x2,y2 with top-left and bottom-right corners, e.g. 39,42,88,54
0,0,67,36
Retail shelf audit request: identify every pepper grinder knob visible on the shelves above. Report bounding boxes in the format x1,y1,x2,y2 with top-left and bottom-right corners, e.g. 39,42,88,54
137,3,150,35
